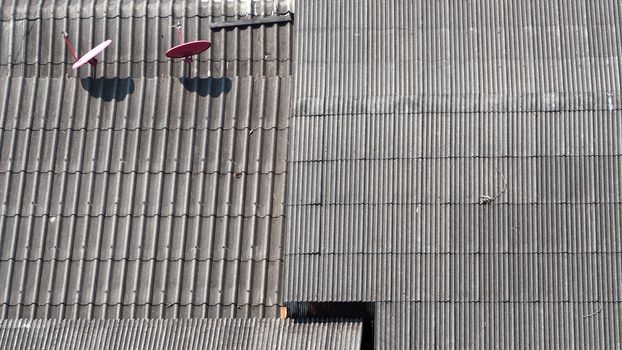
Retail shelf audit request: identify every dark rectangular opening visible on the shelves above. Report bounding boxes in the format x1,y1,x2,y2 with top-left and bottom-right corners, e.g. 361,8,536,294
285,302,374,350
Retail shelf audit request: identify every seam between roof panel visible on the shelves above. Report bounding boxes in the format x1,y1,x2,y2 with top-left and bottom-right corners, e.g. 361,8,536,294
294,107,622,117
285,202,622,206
7,301,622,309
0,258,284,263
288,154,622,162
0,12,295,23
0,170,287,175
0,214,285,219
0,58,292,67
285,252,622,256
364,301,622,304
0,302,284,307
0,126,290,132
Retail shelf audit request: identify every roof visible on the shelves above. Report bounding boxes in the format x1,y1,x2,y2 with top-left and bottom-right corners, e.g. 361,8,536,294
0,0,292,319
0,318,362,349
285,0,622,348
4,0,622,347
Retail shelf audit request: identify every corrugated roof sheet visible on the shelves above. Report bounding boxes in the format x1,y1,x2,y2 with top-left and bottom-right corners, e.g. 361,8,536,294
0,0,293,78
294,0,622,116
0,318,362,350
0,0,292,319
0,0,291,21
285,0,622,348
375,302,621,349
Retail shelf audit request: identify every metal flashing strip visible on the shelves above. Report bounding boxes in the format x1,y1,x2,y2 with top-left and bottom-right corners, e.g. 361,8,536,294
210,13,293,29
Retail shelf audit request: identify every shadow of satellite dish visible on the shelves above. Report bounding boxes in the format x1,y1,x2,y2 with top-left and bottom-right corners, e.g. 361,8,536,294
179,77,232,97
80,77,135,102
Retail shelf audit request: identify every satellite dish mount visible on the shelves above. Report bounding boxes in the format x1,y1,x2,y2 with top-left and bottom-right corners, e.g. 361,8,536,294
62,32,112,70
165,23,211,64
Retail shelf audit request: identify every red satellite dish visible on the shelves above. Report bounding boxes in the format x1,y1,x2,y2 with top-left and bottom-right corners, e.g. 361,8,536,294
62,32,111,69
165,24,211,63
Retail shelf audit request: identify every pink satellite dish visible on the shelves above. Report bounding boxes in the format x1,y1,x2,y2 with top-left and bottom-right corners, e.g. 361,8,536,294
165,24,211,63
73,40,112,69
62,32,111,69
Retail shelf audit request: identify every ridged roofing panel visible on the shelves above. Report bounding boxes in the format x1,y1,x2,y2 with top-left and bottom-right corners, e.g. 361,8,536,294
286,0,622,347
285,253,622,301
286,204,622,254
294,0,622,115
375,302,622,350
0,0,292,21
0,1,292,319
290,111,622,161
0,318,362,350
0,3,292,78
287,157,622,205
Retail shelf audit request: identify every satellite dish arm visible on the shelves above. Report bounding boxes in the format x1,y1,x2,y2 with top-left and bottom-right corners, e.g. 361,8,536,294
176,23,183,45
62,32,79,62
175,23,190,63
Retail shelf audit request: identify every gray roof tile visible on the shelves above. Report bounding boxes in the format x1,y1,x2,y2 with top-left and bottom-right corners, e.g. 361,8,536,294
0,318,362,350
0,0,291,319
